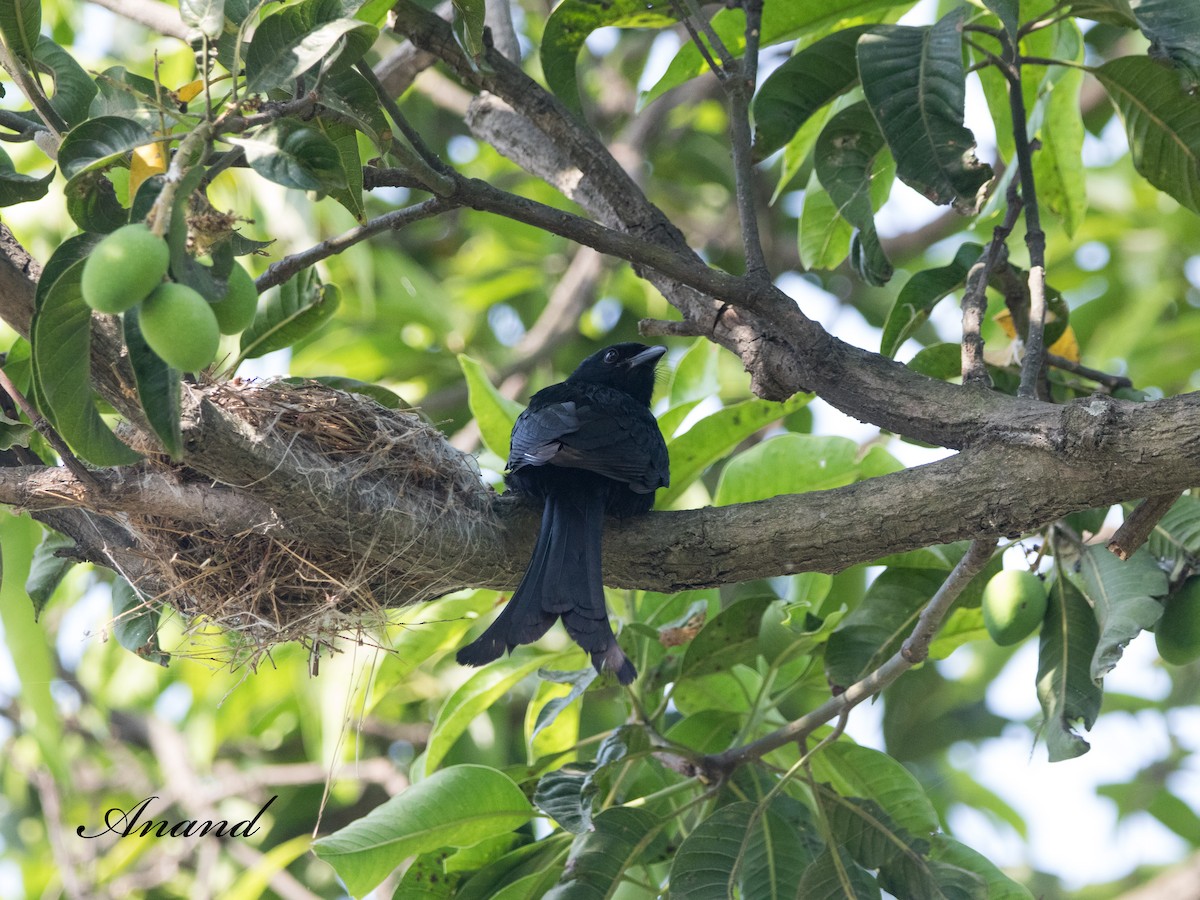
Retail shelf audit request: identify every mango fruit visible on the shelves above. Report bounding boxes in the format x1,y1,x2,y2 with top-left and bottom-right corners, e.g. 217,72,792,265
1156,577,1200,666
139,282,220,372
81,224,169,313
982,569,1048,646
210,262,258,335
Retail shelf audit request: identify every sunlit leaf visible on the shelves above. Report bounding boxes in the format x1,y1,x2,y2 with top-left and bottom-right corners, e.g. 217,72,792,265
881,242,984,358
458,353,524,462
57,115,153,180
238,270,341,359
245,0,379,94
180,0,225,39
231,120,346,193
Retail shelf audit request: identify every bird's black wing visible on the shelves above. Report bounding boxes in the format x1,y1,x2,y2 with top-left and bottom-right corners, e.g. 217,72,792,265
508,385,667,492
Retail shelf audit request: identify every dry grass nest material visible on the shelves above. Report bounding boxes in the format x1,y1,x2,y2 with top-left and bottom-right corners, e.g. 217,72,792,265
134,379,491,666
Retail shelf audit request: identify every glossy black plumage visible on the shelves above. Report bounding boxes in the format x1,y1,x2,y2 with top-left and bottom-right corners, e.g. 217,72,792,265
456,343,669,683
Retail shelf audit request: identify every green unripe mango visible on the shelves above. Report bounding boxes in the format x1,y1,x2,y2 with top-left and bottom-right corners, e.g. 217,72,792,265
210,262,259,335
1156,577,1200,666
981,569,1048,646
139,282,220,372
81,224,170,313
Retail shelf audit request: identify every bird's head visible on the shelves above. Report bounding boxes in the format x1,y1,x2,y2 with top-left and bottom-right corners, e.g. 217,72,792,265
567,343,665,406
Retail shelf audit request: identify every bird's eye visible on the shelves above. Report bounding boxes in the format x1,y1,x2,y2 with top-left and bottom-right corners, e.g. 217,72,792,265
603,349,619,364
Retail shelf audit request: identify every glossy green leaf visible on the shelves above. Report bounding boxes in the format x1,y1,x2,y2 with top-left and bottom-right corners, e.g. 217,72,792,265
124,307,183,460
752,25,875,159
315,119,365,222
312,765,533,898
714,433,859,506
24,529,76,619
30,252,140,466
180,0,225,39
533,764,596,834
543,807,667,899
111,577,169,666
458,353,524,462
905,342,962,380
680,595,774,678
0,0,38,64
670,801,811,900
881,242,984,358
981,0,1019,38
1036,577,1102,761
424,651,566,773
455,837,571,900
321,68,393,148
1147,494,1200,567
642,0,915,109
771,105,834,203
57,115,153,180
1094,55,1200,213
1069,0,1137,26
451,0,486,61
667,336,719,408
661,391,811,506
1030,21,1087,235
0,145,53,206
815,102,893,286
1067,545,1166,682
798,846,881,900
930,836,1035,900
857,10,993,211
65,170,128,233
245,0,379,95
1131,0,1200,86
233,120,346,192
825,568,946,687
799,174,853,270
543,0,677,114
812,742,939,835
238,270,341,359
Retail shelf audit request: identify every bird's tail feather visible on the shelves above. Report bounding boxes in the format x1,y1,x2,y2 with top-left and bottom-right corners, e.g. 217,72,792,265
456,493,637,684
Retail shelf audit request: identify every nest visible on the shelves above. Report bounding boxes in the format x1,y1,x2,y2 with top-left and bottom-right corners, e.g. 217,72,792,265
124,379,492,669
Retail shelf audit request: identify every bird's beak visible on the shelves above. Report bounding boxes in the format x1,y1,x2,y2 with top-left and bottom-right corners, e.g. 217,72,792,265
628,346,666,368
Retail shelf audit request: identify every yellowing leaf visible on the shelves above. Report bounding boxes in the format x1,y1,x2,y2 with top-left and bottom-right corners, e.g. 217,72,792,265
175,79,205,103
1049,324,1080,362
129,140,167,202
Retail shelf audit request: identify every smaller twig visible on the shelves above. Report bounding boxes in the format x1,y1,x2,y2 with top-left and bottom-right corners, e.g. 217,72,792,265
671,0,736,76
0,367,99,489
253,196,455,293
1046,353,1133,391
706,538,995,773
0,40,68,137
1107,493,1181,561
354,60,456,196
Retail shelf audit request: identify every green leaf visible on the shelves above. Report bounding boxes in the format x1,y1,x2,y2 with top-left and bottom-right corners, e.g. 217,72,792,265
1067,545,1167,683
905,343,963,380
1070,0,1137,27
1094,55,1200,214
232,120,346,192
825,568,947,687
714,433,859,506
245,1,379,95
670,802,811,900
1131,0,1200,87
527,666,595,758
798,846,881,900
799,174,853,270
124,307,183,460
0,0,40,64
180,0,225,39
451,0,486,61
458,354,524,462
752,26,875,159
811,742,939,835
1036,577,1102,761
64,170,128,233
24,529,76,619
857,10,993,211
0,145,53,206
542,0,678,114
454,837,571,900
930,836,1035,900
34,37,97,127
662,392,811,506
771,106,834,204
111,577,169,666
980,0,1019,38
1147,494,1200,567
815,102,893,286
533,764,596,834
881,242,984,358
321,68,393,148
30,249,140,466
543,807,667,899
312,765,533,898
1030,23,1087,235
679,595,774,679
424,651,566,774
57,115,153,180
315,119,365,221
667,336,719,407
238,270,341,359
